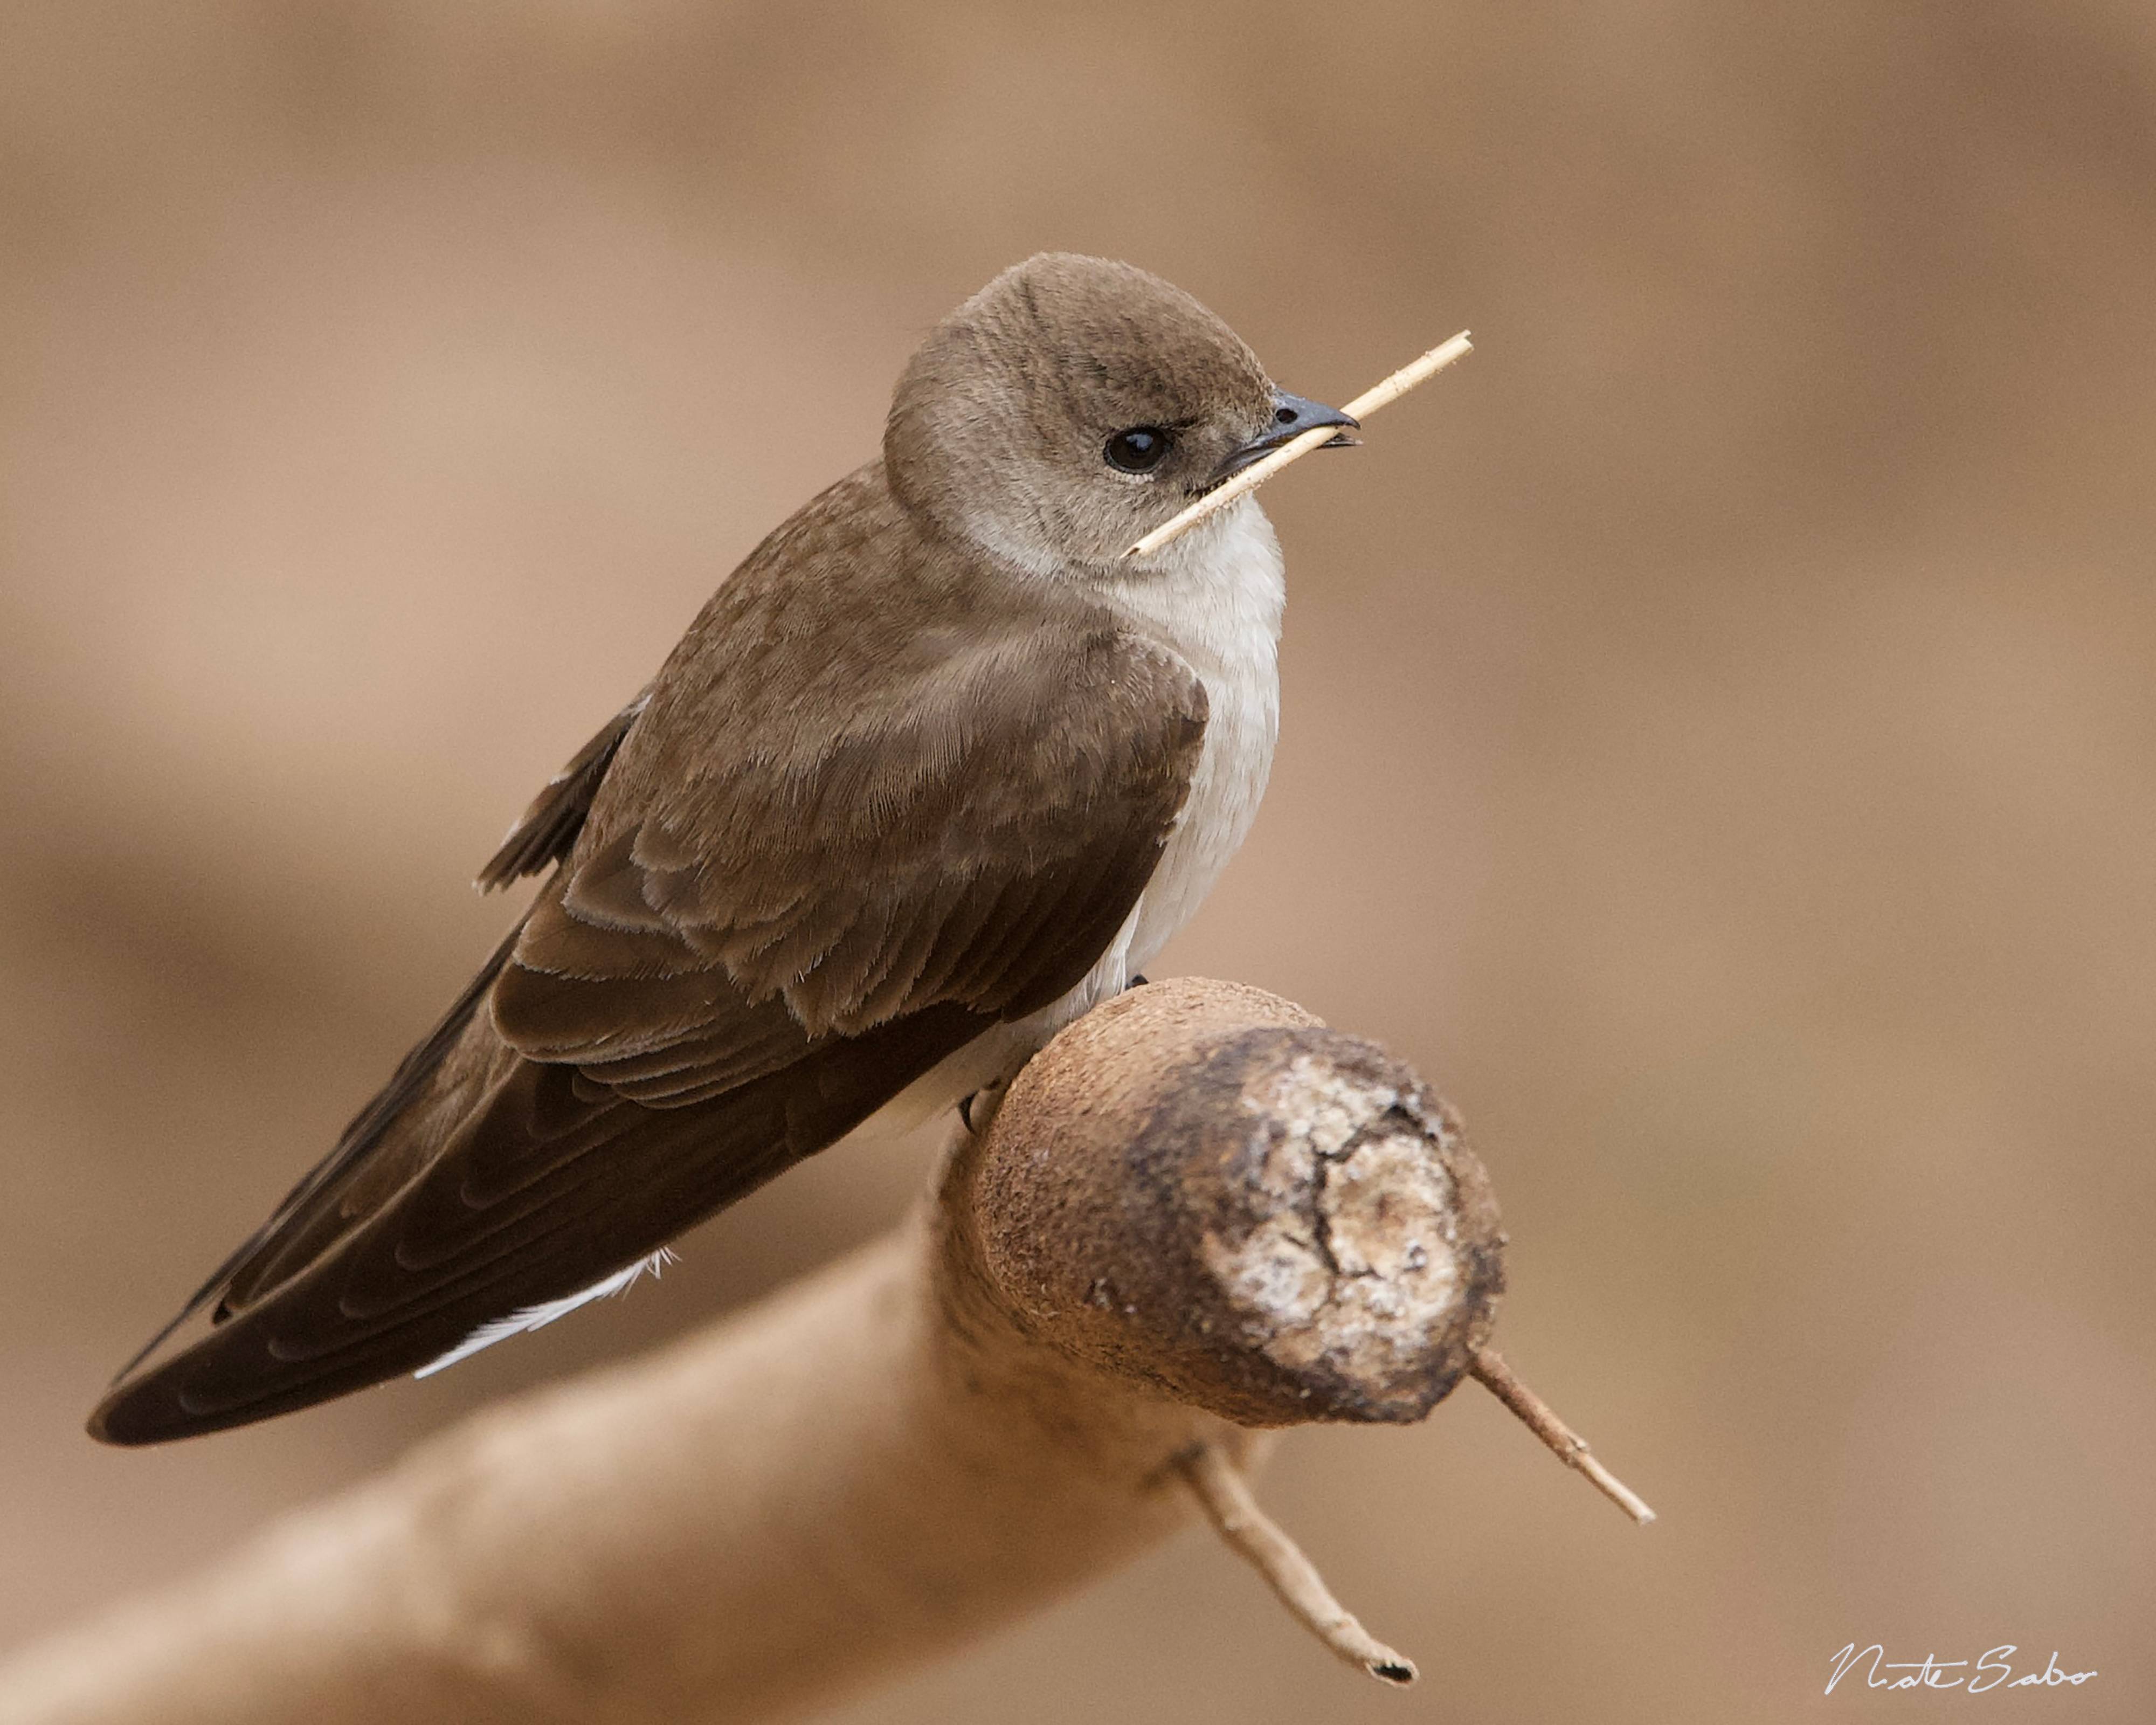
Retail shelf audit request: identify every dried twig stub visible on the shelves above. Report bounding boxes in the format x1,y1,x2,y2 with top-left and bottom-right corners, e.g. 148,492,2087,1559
1176,1441,1416,1686
1126,330,1473,557
1469,1347,1657,1525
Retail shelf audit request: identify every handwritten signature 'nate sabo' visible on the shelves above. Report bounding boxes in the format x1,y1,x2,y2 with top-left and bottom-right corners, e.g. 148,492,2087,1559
1828,1645,2097,1695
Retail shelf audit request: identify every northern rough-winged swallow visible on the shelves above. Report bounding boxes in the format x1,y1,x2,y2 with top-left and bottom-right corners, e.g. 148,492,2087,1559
91,253,1358,1444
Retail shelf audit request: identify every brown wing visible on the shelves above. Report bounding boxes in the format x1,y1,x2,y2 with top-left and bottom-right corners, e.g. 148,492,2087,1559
495,555,1207,1070
91,465,1208,1444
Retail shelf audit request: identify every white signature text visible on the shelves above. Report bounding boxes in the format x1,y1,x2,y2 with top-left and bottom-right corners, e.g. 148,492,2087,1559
1828,1645,2096,1695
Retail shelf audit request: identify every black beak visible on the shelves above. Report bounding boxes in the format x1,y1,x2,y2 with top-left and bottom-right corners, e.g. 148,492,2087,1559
1208,389,1360,485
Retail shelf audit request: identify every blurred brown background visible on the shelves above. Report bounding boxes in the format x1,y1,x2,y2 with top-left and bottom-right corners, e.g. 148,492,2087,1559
3,2,2152,1719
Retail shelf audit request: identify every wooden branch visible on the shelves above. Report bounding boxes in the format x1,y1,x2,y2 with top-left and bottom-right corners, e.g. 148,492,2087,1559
0,977,1583,1723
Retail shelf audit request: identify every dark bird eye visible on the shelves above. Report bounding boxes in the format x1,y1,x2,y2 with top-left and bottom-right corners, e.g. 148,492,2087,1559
1104,426,1171,473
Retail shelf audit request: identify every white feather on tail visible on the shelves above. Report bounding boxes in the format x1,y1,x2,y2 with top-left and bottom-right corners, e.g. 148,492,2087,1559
412,1248,679,1379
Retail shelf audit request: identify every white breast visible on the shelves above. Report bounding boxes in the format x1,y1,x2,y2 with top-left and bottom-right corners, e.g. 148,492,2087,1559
1091,497,1285,979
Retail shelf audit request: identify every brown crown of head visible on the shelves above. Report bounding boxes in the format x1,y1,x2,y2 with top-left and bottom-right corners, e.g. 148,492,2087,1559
885,253,1277,568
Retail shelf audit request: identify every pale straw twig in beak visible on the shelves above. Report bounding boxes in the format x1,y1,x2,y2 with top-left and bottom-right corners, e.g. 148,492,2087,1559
1125,330,1473,558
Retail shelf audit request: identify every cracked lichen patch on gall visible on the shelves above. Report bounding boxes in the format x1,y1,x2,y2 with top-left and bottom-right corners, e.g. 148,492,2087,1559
1202,1056,1466,1396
